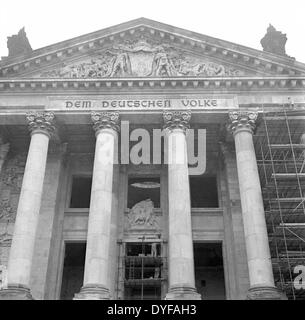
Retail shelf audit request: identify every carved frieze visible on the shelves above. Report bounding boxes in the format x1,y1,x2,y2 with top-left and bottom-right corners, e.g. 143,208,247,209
1,154,26,191
0,198,16,221
40,39,244,78
126,199,159,230
0,232,12,245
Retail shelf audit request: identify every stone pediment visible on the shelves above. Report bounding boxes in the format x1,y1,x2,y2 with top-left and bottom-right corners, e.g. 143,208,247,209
1,18,305,79
37,38,245,78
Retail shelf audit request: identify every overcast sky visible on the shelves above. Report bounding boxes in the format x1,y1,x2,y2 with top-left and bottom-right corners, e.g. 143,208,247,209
0,0,304,62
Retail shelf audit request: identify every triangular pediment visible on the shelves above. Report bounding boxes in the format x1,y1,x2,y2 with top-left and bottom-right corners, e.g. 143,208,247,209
1,18,305,78
34,38,249,78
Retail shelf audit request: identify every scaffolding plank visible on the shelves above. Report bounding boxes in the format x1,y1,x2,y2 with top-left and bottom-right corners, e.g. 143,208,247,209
272,173,305,179
269,144,305,149
279,223,305,228
270,198,305,202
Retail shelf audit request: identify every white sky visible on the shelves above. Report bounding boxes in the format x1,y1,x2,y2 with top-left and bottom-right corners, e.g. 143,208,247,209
0,0,304,62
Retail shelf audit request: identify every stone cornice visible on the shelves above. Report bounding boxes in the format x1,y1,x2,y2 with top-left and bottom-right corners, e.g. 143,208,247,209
0,18,304,78
0,76,305,92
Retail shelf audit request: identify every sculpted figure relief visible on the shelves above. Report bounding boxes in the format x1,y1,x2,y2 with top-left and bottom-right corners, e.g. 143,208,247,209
0,198,15,221
151,49,177,76
109,50,132,77
40,39,243,78
0,232,12,245
1,154,25,190
127,199,158,228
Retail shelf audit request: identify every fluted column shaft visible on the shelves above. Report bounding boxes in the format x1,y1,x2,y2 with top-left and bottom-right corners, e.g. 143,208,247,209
228,111,282,299
2,112,55,299
164,111,201,300
75,112,119,300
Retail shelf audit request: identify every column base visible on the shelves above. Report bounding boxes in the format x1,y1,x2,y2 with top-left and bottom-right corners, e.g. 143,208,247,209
0,284,34,300
247,285,287,300
74,284,110,300
165,285,202,300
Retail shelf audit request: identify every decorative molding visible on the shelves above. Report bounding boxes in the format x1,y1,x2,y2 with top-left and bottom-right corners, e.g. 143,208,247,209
227,111,258,135
163,110,191,132
26,111,56,137
0,77,305,92
91,111,120,133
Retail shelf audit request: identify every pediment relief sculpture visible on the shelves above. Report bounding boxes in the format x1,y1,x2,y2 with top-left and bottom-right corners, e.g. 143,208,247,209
127,198,159,229
40,39,244,78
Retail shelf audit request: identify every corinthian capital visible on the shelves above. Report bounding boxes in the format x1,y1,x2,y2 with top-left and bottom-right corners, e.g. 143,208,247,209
227,111,258,135
91,112,120,134
26,112,56,137
163,111,191,132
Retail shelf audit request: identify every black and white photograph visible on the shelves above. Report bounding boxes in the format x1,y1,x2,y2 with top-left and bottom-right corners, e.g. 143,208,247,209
0,0,304,312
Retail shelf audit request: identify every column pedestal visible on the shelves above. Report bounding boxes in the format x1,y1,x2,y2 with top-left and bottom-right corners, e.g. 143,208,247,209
74,284,110,300
0,285,33,300
247,285,285,300
165,285,201,300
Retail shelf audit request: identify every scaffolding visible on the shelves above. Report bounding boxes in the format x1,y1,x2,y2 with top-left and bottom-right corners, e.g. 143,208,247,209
117,240,167,300
254,104,305,300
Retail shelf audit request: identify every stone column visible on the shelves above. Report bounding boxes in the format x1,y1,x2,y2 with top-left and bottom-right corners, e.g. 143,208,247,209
0,112,55,300
227,111,283,299
75,112,119,300
163,111,201,300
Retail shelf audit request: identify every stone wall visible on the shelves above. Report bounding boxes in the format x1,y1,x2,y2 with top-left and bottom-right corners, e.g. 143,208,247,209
0,153,26,280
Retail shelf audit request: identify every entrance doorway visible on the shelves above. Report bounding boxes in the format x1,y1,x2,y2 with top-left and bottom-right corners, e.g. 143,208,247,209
60,242,86,300
194,242,226,300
